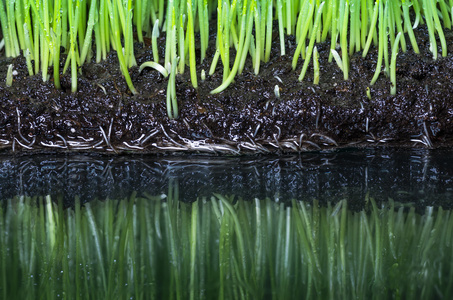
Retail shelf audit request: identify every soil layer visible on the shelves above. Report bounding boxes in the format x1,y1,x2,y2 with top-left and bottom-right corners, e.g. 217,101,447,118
1,26,453,154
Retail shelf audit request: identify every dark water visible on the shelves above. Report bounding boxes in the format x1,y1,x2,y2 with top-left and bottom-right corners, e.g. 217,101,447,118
1,148,453,299
1,148,452,209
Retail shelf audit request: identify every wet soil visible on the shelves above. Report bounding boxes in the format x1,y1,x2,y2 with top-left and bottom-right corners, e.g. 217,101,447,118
1,25,453,155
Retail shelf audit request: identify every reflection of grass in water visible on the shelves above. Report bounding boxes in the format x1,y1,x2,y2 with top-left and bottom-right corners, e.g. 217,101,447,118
1,194,453,299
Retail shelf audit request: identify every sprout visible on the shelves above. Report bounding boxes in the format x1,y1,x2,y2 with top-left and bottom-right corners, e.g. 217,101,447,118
6,64,13,87
274,85,280,99
313,46,320,85
201,69,206,81
367,87,372,100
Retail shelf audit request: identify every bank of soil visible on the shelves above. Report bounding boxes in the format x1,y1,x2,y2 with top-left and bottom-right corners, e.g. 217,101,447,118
1,26,453,154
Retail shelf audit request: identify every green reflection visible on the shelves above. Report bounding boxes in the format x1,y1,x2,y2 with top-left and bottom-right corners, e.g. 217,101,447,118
1,193,452,299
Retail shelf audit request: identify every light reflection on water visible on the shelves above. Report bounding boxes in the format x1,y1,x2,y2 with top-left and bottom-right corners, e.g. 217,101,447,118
0,148,452,209
1,149,453,298
1,193,452,299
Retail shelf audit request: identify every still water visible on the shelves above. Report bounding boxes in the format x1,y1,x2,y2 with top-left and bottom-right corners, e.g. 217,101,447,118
1,148,452,207
0,148,452,299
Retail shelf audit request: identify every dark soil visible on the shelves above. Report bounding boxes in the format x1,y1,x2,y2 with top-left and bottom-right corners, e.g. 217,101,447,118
2,25,453,155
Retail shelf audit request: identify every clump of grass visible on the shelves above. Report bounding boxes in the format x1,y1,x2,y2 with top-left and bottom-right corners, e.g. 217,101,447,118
1,192,453,299
1,0,452,117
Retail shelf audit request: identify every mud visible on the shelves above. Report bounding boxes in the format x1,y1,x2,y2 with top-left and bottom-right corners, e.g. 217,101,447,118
1,25,453,155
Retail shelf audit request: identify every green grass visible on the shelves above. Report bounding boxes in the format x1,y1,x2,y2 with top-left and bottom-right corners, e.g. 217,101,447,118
1,0,452,118
1,192,453,299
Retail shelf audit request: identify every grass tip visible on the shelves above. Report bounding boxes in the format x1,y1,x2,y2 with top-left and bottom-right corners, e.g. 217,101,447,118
6,64,13,87
274,85,281,99
201,69,206,81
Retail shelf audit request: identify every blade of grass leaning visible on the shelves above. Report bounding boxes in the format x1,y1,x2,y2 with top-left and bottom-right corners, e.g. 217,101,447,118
215,194,247,279
211,0,252,94
422,0,437,59
390,31,402,95
362,0,379,57
85,202,107,292
402,0,420,54
80,0,97,65
238,0,256,75
298,2,325,82
292,0,315,69
371,0,385,85
139,61,169,77
109,0,137,94
429,0,447,57
390,0,406,52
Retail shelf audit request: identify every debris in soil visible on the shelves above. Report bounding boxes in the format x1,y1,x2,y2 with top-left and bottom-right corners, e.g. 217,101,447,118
1,26,453,154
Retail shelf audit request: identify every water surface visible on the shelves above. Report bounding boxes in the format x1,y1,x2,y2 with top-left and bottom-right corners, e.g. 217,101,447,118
1,148,452,209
